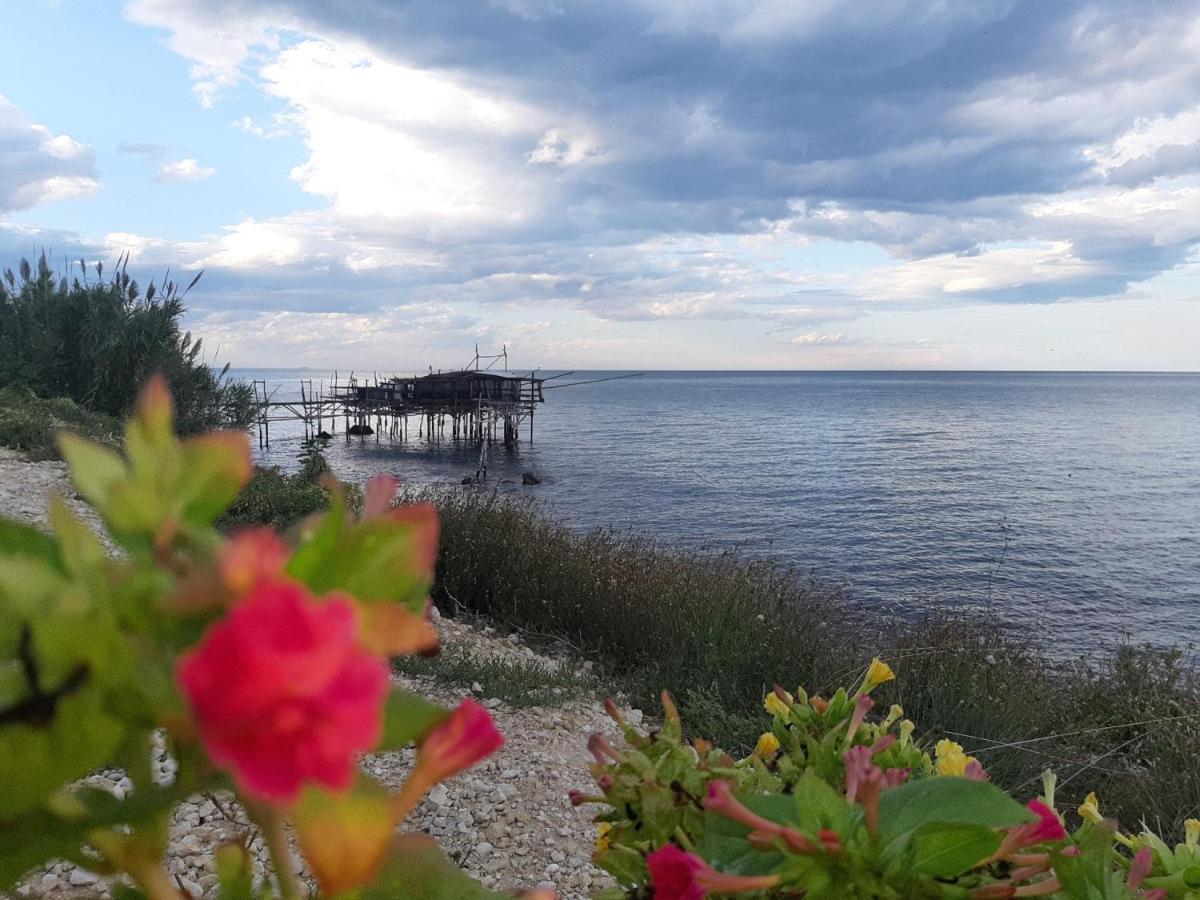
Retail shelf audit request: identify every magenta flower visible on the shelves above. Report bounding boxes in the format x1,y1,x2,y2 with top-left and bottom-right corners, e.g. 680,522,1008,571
1019,800,1068,846
647,845,708,900
646,844,781,899
177,579,389,803
415,698,505,785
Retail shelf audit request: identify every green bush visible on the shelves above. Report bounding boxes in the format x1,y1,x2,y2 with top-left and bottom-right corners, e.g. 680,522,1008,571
217,466,331,530
0,253,254,434
217,445,359,530
0,388,120,459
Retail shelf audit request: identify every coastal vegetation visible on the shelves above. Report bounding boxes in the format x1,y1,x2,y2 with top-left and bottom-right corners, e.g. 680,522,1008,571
217,444,346,530
0,253,254,457
0,388,120,459
427,489,1200,842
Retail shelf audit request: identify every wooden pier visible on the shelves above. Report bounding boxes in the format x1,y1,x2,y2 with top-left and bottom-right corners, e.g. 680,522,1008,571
249,349,545,479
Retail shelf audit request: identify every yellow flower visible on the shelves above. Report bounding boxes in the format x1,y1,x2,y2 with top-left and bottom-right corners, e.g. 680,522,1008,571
755,732,781,757
862,658,895,692
898,719,915,746
1077,791,1103,825
934,739,978,777
764,689,792,717
595,822,613,853
882,704,904,728
1186,818,1200,852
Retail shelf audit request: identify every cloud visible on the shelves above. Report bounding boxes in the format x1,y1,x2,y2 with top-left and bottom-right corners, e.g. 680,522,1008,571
77,0,1200,368
156,157,217,182
0,94,99,211
791,331,849,345
118,140,170,160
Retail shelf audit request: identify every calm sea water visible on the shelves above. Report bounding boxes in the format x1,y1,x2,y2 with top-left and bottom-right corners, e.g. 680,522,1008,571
234,369,1200,650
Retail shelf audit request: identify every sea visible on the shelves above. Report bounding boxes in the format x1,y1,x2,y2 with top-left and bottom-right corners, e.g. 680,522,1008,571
232,369,1200,651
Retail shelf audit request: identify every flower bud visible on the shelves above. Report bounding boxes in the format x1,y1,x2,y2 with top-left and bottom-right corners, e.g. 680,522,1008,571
755,732,781,757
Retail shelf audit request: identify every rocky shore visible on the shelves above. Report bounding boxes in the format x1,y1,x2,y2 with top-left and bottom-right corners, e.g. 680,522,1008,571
0,450,618,899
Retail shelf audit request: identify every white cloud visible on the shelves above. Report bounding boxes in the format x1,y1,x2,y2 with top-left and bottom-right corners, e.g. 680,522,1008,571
866,241,1102,301
257,39,554,228
528,128,602,166
123,0,283,106
156,157,217,182
791,331,848,345
0,94,98,211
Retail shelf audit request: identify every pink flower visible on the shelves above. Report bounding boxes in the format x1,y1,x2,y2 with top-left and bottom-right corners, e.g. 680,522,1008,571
177,580,389,803
1019,800,1068,846
219,528,290,597
416,698,504,785
646,844,782,898
987,799,1070,864
647,845,708,900
845,693,875,741
1128,847,1153,891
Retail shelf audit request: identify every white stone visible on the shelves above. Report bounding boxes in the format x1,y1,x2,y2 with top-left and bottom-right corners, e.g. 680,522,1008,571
68,868,100,886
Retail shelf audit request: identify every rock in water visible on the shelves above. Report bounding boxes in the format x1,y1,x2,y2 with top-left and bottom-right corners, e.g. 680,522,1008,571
521,472,541,485
347,423,374,436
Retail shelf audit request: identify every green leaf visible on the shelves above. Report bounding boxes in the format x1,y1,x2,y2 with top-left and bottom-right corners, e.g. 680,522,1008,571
1051,825,1121,899
0,518,63,571
361,834,509,899
594,844,647,887
0,689,125,818
47,496,105,578
287,489,437,611
878,777,1033,859
214,842,255,900
302,520,432,608
0,807,91,889
378,688,448,751
177,433,250,525
57,433,125,512
790,769,855,835
907,823,1001,878
700,794,793,876
286,490,346,583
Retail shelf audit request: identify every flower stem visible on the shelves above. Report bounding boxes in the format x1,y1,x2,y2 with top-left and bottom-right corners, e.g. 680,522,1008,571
130,863,184,900
247,802,302,900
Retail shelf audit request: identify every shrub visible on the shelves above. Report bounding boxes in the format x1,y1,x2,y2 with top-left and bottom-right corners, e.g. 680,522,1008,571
578,668,1200,899
0,252,254,434
218,466,331,530
0,387,120,459
217,444,359,530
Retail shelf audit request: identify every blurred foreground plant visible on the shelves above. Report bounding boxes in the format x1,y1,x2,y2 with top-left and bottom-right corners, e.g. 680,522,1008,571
579,660,1200,899
0,377,550,899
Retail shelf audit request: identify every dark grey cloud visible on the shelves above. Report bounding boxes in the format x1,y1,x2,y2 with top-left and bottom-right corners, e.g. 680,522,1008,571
107,0,1200,318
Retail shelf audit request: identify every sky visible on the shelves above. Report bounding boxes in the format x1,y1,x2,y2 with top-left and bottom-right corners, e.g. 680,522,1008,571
1,1,1199,370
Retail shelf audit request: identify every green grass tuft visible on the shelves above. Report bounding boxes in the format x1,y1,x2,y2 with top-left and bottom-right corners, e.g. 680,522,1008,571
393,646,592,708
